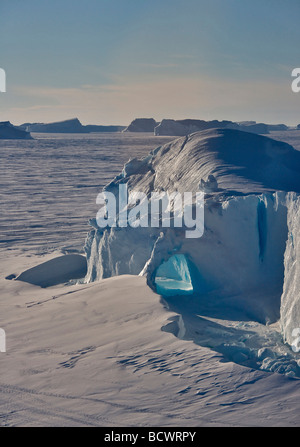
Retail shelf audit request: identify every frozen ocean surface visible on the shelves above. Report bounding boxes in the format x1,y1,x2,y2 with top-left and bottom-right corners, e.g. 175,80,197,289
0,132,173,254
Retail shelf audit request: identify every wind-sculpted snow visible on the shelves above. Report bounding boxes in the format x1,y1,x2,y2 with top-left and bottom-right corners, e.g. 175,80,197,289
85,128,300,371
102,128,300,197
4,131,300,425
86,192,288,322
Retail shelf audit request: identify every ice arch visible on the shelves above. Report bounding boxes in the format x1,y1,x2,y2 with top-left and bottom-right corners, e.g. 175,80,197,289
154,254,195,297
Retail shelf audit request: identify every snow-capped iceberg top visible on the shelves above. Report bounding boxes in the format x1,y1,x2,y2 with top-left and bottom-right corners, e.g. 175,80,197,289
108,128,300,196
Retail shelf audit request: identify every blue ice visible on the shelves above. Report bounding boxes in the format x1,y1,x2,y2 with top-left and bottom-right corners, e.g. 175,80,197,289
154,254,194,297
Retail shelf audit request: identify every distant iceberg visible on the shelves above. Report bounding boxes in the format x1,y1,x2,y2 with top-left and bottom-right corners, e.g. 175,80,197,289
123,118,158,133
19,118,125,133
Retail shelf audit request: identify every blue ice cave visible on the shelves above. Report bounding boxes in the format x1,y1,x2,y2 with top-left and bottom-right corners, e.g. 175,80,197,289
154,254,195,297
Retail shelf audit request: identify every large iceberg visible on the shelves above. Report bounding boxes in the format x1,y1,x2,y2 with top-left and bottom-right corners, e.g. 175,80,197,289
123,118,158,133
0,121,32,139
154,119,270,136
84,128,300,350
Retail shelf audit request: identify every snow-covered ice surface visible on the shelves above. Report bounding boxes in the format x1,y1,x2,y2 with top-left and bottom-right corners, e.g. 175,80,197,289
1,131,300,426
2,262,300,427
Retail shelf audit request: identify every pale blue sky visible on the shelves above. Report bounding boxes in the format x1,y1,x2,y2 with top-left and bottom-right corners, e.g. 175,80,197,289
0,0,299,125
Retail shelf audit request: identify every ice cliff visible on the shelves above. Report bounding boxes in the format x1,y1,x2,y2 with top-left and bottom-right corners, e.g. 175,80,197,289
84,128,300,350
123,117,288,136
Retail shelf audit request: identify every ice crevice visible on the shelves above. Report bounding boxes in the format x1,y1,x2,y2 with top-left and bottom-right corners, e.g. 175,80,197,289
257,197,267,262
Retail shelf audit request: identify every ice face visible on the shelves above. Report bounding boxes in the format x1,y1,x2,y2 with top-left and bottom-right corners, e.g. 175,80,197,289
281,193,300,346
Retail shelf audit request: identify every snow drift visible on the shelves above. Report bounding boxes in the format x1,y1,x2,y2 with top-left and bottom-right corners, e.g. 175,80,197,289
16,254,87,288
84,128,300,352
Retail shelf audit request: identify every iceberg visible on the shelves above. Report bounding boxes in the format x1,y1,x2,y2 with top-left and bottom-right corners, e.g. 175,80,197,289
19,118,86,133
118,117,288,136
154,254,194,297
123,118,158,133
0,121,32,139
154,119,270,136
19,118,125,133
84,128,300,349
